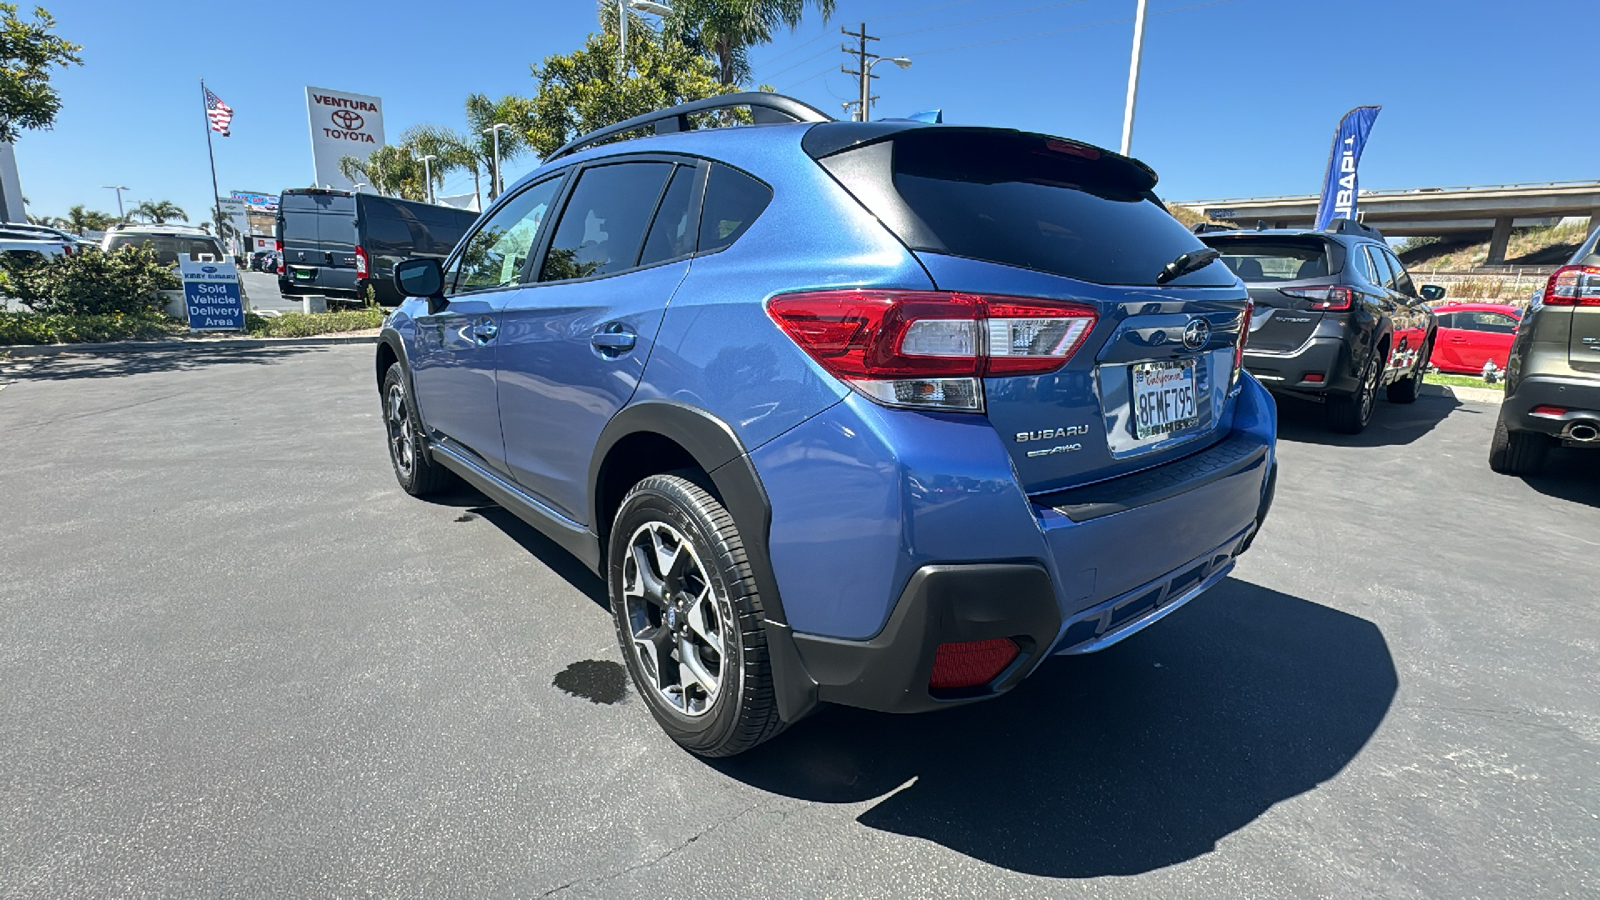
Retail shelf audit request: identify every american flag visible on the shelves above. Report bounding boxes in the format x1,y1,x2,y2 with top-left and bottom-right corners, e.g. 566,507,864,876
204,87,233,137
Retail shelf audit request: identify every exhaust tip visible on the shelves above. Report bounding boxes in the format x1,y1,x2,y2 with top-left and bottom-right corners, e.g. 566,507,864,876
1566,422,1600,443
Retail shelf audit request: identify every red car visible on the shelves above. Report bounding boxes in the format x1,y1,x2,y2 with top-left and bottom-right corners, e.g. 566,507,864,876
1429,302,1522,374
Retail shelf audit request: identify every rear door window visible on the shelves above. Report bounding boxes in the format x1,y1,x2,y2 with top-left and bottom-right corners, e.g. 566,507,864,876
540,162,674,282
833,129,1234,287
1382,249,1417,296
698,164,770,254
638,165,699,267
1366,246,1398,291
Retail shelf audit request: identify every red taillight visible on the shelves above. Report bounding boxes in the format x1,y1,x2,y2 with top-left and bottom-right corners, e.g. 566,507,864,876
1531,405,1568,418
1544,265,1600,307
274,239,282,253
766,290,1097,411
930,638,1020,690
61,243,72,256
1233,299,1252,381
1280,285,1353,311
354,245,369,278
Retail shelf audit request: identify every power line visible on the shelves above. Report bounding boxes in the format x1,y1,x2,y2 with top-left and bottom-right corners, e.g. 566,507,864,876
881,0,1092,40
875,0,986,24
759,42,843,82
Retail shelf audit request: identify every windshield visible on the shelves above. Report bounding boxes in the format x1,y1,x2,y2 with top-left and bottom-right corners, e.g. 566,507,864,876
106,235,223,266
1202,238,1331,283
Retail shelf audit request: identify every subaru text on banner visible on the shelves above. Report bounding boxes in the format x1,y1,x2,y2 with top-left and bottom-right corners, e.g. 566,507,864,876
372,94,1278,756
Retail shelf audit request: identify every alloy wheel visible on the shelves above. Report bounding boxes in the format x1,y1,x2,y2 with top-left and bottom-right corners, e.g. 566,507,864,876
1358,353,1380,423
385,383,415,479
621,520,728,717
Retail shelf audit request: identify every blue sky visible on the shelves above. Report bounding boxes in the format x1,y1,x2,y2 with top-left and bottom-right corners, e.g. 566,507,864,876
18,0,1593,224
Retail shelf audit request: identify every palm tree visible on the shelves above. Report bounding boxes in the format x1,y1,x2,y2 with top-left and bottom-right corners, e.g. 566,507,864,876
465,93,531,202
339,144,429,200
666,0,836,86
64,204,115,235
402,124,480,202
130,200,187,224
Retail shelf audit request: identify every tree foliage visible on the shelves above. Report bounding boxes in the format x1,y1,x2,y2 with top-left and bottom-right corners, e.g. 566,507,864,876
523,18,734,159
130,200,186,224
665,0,834,85
339,144,431,201
1,245,178,315
63,204,114,234
0,3,81,142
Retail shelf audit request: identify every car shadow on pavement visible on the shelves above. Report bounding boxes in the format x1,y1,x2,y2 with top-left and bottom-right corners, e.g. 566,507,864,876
712,578,1397,879
1521,447,1600,508
1274,390,1463,448
0,345,336,382
424,484,611,610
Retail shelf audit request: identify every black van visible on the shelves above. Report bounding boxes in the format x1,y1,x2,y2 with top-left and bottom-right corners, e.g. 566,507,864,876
277,189,478,305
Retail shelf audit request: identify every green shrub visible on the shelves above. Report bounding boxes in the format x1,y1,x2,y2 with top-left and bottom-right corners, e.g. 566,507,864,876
244,308,384,338
1,246,180,316
0,311,183,345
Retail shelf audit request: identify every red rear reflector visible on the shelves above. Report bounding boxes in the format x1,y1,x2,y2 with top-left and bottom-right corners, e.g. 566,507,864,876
929,638,1020,690
1531,405,1568,417
1304,373,1325,383
1544,265,1600,307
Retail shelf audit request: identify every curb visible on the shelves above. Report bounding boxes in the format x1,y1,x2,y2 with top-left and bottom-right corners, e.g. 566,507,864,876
0,333,378,359
1423,382,1504,405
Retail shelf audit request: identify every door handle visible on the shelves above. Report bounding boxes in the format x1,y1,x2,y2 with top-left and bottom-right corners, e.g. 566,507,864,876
591,331,637,352
324,251,333,266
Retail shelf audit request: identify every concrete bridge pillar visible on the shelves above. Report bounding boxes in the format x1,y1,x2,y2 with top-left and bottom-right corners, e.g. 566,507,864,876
1589,208,1600,237
1485,216,1513,266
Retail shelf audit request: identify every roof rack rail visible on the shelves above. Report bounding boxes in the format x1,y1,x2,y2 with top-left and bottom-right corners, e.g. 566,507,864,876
1324,217,1384,238
547,92,833,161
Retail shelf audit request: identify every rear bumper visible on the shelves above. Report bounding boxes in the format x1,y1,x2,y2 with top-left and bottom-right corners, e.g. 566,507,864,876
1244,336,1359,394
773,377,1278,715
1505,374,1600,439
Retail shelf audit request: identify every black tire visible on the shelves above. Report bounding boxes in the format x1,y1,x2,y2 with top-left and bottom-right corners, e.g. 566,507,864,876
1488,415,1550,476
609,474,785,757
381,363,455,496
1328,346,1384,434
1386,338,1428,404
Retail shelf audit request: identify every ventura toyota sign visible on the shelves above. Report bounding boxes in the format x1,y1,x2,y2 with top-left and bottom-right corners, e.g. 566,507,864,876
305,86,385,190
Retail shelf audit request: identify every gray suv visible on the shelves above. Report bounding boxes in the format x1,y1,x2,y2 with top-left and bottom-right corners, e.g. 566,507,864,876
1199,220,1438,434
1489,227,1600,474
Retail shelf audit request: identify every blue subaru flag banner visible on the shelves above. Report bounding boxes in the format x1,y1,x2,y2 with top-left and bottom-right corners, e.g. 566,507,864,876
1314,106,1382,231
178,255,245,331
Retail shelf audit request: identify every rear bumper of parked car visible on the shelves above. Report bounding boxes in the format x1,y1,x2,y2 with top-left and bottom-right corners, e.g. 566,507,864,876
1505,374,1600,442
1243,337,1359,395
766,375,1278,715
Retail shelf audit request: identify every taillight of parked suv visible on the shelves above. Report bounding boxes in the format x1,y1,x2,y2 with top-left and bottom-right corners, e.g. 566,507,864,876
1544,265,1600,306
1278,285,1353,311
275,240,284,274
355,246,369,279
767,290,1097,412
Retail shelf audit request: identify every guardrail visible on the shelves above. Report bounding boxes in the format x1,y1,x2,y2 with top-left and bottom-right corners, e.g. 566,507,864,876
1181,180,1600,207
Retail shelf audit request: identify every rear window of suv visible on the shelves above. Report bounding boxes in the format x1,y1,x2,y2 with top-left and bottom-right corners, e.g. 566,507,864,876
1202,238,1331,282
823,128,1235,287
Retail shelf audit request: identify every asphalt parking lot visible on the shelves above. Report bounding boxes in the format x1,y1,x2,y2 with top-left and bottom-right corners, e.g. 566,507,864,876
1,345,1596,898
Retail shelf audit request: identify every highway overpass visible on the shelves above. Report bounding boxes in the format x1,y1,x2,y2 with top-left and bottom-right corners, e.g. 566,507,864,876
1179,181,1600,264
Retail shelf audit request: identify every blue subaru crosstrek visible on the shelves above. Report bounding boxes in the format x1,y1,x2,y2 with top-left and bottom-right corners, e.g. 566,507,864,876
375,94,1278,756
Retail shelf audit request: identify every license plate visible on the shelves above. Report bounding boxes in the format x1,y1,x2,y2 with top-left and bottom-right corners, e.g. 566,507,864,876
1131,359,1198,440
292,269,314,281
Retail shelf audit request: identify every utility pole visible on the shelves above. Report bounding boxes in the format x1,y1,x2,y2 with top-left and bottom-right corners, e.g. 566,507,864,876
841,22,878,122
1119,0,1149,156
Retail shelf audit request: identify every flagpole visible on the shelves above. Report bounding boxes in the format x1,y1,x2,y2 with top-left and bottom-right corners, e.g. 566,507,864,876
200,78,225,256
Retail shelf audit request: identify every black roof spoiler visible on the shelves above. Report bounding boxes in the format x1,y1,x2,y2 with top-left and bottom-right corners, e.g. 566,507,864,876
1324,217,1385,239
547,92,832,161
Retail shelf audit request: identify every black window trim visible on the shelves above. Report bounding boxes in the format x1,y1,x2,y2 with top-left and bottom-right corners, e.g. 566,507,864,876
531,153,710,288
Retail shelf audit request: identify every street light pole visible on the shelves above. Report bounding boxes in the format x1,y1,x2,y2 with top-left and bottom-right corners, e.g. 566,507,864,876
1119,0,1149,157
101,185,128,220
617,0,673,77
863,56,911,122
419,154,438,204
483,123,511,200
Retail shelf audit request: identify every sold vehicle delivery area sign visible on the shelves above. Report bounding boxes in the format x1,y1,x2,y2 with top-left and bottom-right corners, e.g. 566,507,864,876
179,255,245,331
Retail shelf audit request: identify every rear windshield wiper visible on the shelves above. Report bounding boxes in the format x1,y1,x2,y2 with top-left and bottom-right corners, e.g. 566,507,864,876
1155,247,1221,285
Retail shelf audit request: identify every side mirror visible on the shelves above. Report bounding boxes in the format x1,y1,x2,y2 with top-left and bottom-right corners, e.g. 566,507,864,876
1419,284,1446,302
394,257,444,300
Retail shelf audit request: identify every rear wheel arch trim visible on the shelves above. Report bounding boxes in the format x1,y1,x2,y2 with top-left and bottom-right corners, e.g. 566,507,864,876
589,401,820,721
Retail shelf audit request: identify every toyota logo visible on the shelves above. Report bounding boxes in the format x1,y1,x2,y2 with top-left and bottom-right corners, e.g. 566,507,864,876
1182,319,1211,351
331,109,364,130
